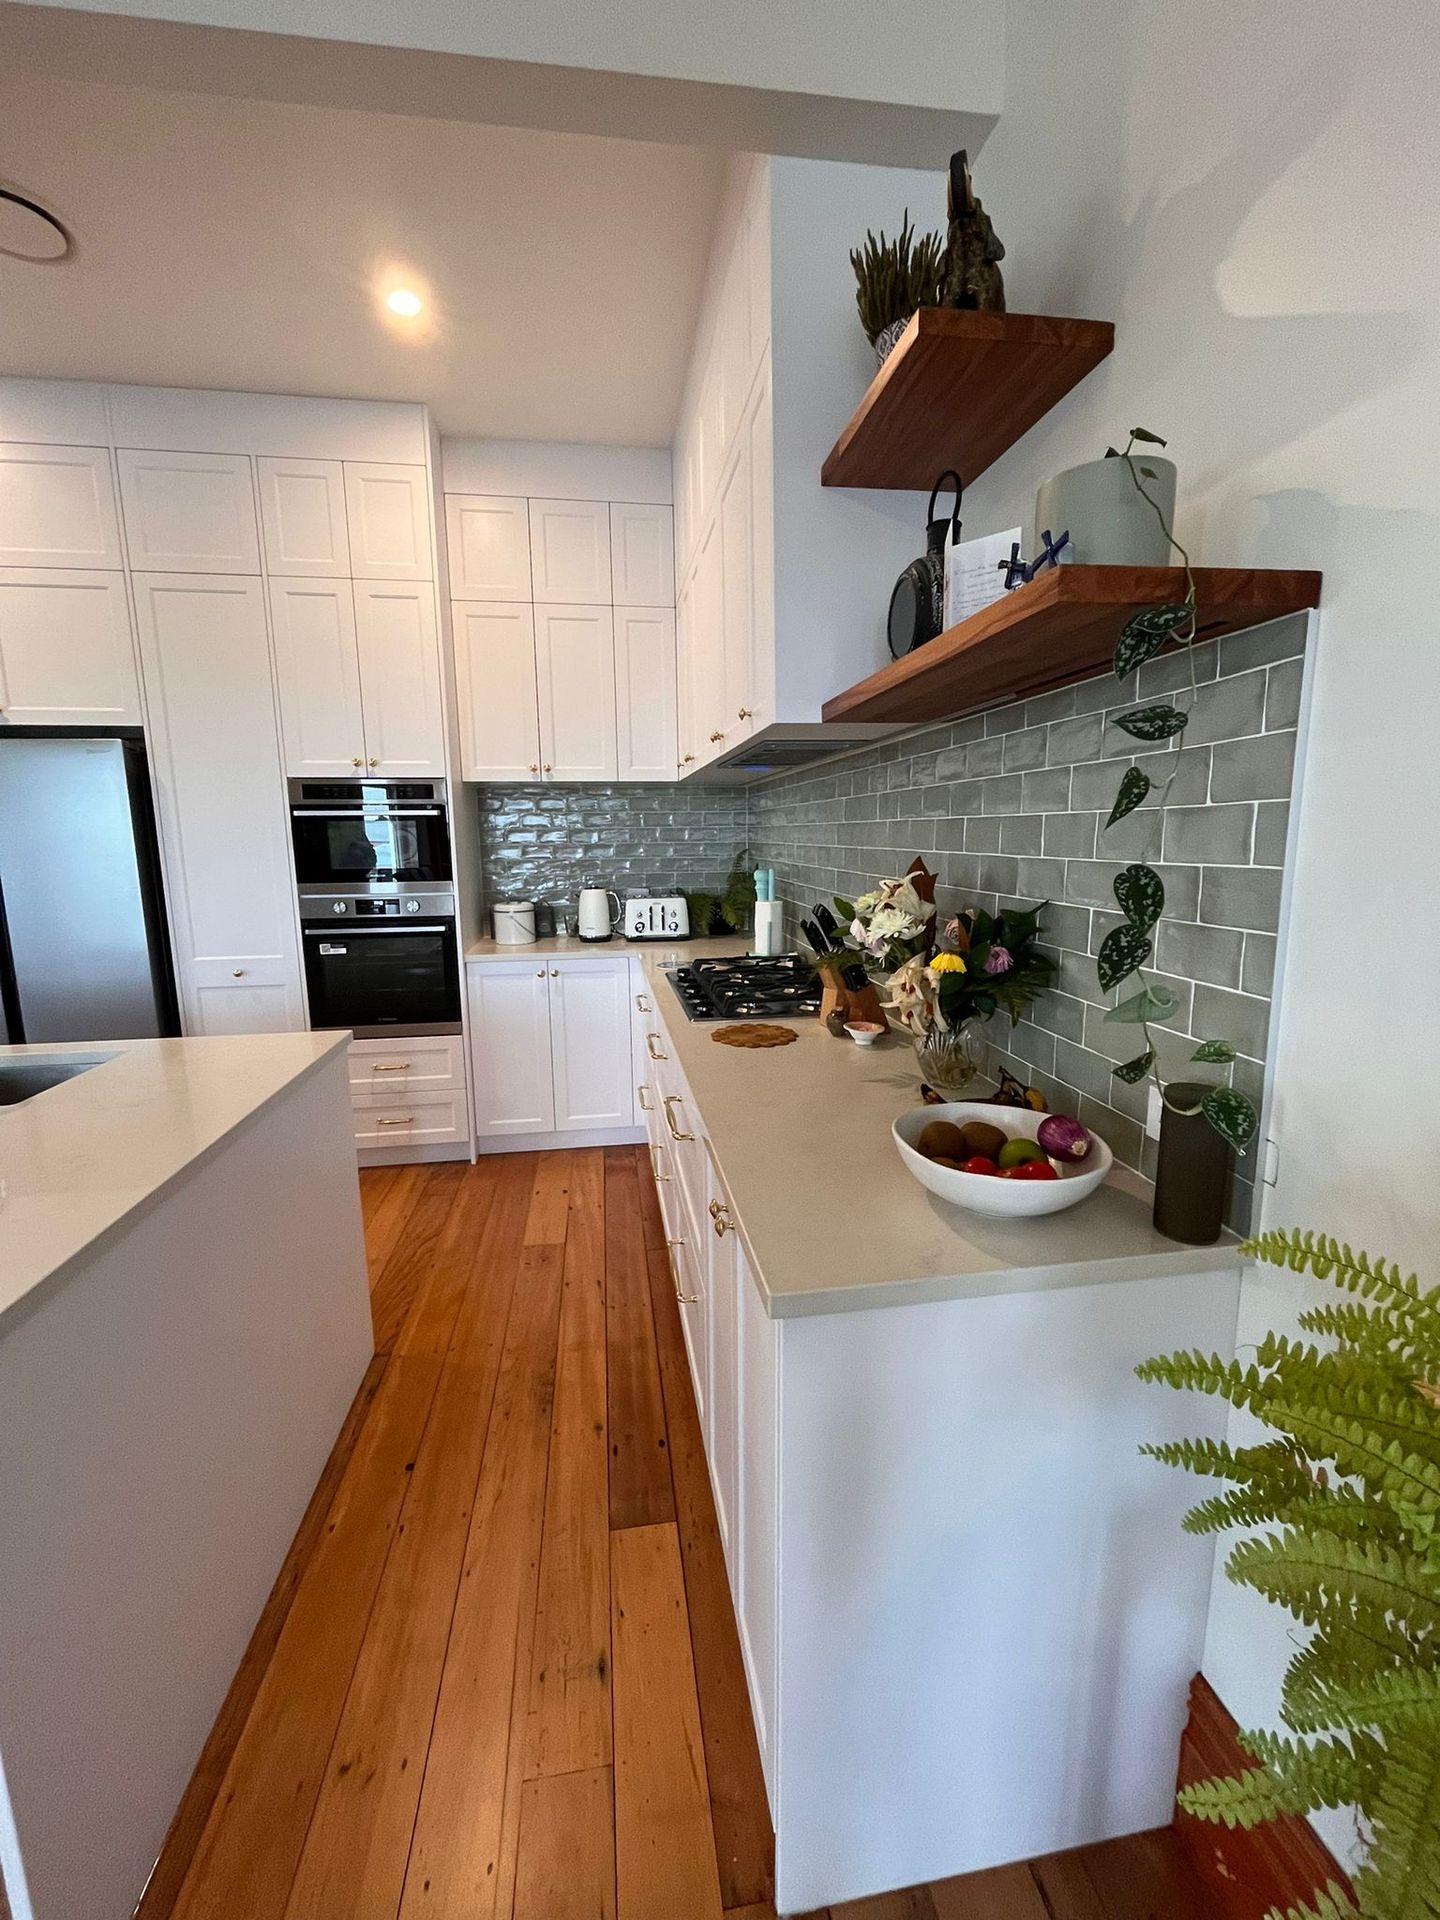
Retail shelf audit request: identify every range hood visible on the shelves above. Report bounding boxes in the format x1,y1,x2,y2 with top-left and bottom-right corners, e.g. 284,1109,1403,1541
696,722,905,784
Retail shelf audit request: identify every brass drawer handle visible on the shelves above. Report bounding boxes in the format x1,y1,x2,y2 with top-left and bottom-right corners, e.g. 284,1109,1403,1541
377,1115,415,1127
646,1033,668,1062
663,1094,693,1142
709,1198,733,1237
371,1061,413,1073
649,1145,670,1182
637,1084,652,1111
667,1238,699,1304
635,993,651,1013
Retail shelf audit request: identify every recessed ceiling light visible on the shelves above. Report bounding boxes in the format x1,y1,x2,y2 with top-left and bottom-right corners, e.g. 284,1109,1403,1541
386,288,423,317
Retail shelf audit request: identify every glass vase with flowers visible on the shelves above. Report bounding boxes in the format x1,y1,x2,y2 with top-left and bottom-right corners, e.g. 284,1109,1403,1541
885,903,1057,1093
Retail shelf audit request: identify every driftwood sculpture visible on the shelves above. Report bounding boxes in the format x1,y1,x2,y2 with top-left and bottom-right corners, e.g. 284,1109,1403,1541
940,149,1006,313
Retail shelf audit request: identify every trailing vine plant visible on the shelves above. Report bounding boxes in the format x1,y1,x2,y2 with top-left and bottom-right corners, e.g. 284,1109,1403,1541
1140,1228,1440,1920
1097,428,1258,1154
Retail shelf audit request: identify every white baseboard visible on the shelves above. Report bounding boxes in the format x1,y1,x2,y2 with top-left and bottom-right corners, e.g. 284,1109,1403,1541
472,1125,645,1156
357,1141,472,1167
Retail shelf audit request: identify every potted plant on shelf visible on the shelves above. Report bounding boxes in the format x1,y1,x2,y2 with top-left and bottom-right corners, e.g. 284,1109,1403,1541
1093,428,1261,1243
849,210,945,367
1139,1227,1440,1920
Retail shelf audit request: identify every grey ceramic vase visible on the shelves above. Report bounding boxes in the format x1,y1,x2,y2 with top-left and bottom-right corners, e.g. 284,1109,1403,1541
1033,455,1178,566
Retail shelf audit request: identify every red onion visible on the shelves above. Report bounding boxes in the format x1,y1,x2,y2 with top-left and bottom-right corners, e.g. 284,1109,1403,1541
1037,1114,1092,1162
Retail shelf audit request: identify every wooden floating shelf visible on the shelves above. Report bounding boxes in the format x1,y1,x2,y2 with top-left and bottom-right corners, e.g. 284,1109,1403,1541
821,308,1116,491
820,566,1323,728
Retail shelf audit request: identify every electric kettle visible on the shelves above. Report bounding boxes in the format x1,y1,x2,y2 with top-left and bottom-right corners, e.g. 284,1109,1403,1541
577,885,622,941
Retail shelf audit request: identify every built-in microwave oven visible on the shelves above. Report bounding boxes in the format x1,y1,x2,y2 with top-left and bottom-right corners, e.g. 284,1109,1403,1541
288,776,452,895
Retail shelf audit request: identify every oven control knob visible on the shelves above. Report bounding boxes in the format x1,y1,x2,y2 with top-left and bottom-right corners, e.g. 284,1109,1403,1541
404,898,421,914
332,900,348,915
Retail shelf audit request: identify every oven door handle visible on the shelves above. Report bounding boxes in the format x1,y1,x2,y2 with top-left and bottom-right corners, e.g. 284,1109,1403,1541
290,807,443,818
303,924,449,936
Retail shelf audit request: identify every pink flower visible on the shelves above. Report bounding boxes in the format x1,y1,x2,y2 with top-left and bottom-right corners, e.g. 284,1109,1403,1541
985,945,1013,976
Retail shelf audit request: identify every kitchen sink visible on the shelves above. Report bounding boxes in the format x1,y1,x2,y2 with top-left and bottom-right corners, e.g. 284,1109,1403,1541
0,1055,114,1107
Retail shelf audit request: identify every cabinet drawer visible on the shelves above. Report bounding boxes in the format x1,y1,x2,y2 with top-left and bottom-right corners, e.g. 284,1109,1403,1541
349,1035,464,1095
351,1090,467,1148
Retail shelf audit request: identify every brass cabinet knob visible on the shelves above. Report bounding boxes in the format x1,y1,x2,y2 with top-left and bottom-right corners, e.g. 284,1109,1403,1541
232,968,245,978
536,968,546,977
678,754,696,767
738,707,754,720
351,756,363,767
368,757,379,768
709,1197,734,1237
528,763,539,774
708,730,725,743
550,968,559,977
542,763,552,773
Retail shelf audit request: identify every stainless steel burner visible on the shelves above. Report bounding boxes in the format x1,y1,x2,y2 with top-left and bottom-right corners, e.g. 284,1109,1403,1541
664,954,822,1022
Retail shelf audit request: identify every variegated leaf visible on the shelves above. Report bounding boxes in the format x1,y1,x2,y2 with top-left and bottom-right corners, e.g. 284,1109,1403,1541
1202,1086,1259,1152
1192,1039,1237,1063
1097,922,1152,993
1105,984,1179,1025
1114,863,1165,930
1113,702,1189,742
1114,603,1191,682
1114,1048,1156,1084
1106,766,1152,830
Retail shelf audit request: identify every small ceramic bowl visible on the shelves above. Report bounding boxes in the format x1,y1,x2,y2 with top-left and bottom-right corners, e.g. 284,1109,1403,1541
844,1022,886,1047
892,1101,1112,1217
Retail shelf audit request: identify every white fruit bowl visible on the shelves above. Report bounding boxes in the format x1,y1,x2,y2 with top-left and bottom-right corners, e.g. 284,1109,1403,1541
892,1101,1113,1218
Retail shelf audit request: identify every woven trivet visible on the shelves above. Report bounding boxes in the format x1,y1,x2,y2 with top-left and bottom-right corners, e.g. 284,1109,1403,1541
711,1023,799,1049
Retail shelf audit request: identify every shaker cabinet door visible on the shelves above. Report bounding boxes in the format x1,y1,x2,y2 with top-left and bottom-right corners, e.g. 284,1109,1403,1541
445,494,532,600
0,443,122,568
548,958,634,1131
467,963,557,1136
528,497,611,604
609,502,675,607
453,600,541,781
0,568,140,726
268,577,366,776
534,603,617,781
614,607,677,783
343,463,431,580
117,450,260,574
352,582,445,775
256,456,351,577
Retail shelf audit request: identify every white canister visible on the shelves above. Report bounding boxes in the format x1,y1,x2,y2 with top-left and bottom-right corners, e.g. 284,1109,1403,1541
492,900,537,946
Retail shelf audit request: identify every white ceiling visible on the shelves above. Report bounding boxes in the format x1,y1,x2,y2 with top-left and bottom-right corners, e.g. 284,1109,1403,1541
0,72,727,445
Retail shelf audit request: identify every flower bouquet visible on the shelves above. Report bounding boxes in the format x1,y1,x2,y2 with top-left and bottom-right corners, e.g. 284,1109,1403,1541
801,859,938,1030
885,903,1056,1094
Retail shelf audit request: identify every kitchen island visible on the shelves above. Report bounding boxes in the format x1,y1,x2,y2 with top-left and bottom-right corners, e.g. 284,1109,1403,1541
0,1035,373,1920
624,943,1241,1915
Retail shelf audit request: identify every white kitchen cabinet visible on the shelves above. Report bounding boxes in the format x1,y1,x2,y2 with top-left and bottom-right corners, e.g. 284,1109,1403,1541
0,443,123,568
132,572,304,1036
445,494,532,601
0,568,141,726
256,457,350,577
352,581,445,774
737,1231,778,1783
343,463,431,580
687,516,726,765
742,352,775,733
672,1222,708,1434
267,577,365,776
116,449,260,574
348,1033,466,1096
534,603,617,780
718,434,755,747
614,607,677,782
705,1151,741,1570
674,576,697,774
452,601,542,781
467,961,557,1136
527,497,611,604
609,502,675,607
548,956,636,1130
351,1091,469,1152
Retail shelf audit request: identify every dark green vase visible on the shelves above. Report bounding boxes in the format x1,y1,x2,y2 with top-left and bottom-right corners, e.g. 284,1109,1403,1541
1153,1082,1232,1245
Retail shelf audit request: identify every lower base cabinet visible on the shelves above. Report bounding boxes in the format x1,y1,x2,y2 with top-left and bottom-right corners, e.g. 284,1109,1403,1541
348,1035,469,1158
468,953,638,1143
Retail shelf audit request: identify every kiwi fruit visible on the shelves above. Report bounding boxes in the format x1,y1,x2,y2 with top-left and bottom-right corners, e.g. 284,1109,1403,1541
917,1120,968,1161
958,1119,1007,1159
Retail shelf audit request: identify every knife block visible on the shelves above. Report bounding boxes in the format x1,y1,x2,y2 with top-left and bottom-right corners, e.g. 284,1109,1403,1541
818,972,886,1029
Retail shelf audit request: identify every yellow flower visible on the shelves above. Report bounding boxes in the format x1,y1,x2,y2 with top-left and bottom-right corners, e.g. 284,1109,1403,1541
928,951,967,975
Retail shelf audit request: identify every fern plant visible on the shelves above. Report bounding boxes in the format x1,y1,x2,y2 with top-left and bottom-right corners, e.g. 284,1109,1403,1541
1139,1229,1440,1920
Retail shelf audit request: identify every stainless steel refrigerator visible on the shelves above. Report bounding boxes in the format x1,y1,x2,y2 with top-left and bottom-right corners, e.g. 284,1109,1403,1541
0,731,180,1044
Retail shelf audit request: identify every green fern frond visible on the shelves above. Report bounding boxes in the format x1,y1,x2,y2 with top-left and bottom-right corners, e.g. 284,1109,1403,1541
1360,1729,1440,1920
1181,1732,1381,1826
1272,1402,1440,1512
1283,1666,1440,1736
1184,1484,1392,1541
1244,1231,1440,1329
1136,1348,1267,1408
1299,1301,1440,1378
1227,1529,1440,1636
1282,1611,1424,1713
1263,1884,1361,1920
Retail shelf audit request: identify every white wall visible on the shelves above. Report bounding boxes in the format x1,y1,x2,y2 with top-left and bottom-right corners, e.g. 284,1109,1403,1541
440,439,672,504
960,0,1440,1863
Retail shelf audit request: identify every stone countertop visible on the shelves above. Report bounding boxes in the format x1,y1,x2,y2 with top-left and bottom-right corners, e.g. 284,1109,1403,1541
0,1033,350,1330
633,946,1240,1319
465,934,746,963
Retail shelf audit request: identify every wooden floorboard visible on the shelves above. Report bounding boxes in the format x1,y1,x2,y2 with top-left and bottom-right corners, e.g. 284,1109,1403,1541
647,1242,774,1911
524,1147,613,1779
611,1521,725,1920
151,1154,1220,1920
604,1148,675,1531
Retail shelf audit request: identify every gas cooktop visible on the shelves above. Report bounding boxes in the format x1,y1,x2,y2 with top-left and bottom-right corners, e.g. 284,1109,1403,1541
665,953,822,1022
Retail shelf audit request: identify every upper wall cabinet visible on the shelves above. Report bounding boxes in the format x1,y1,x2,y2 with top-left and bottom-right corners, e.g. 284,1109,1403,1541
0,569,141,726
453,601,542,782
614,607,678,782
116,449,260,574
343,463,431,580
535,604,618,780
528,498,611,604
446,494,532,601
268,578,365,776
0,444,123,569
352,582,445,774
609,502,675,607
256,457,351,578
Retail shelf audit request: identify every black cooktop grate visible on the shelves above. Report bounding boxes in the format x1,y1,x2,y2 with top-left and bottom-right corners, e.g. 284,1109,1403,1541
666,954,821,1021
